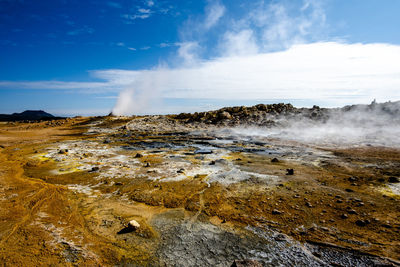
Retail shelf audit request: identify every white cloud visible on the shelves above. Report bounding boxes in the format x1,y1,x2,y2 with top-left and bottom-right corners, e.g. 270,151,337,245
177,42,200,65
219,29,259,56
204,1,225,30
243,0,327,51
138,8,151,14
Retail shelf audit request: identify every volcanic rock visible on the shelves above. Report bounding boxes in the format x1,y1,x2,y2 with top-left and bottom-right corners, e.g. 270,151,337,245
58,149,68,154
272,209,283,215
89,166,99,172
128,220,140,230
286,169,294,175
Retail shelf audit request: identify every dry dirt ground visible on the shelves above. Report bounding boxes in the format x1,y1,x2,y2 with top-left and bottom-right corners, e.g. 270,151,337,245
0,117,399,266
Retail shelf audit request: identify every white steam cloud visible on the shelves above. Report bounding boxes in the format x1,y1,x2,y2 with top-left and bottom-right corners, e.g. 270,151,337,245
227,101,400,147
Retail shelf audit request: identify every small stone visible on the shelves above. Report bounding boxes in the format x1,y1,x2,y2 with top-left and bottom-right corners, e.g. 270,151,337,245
383,222,392,228
272,209,283,215
305,202,313,208
355,220,366,227
128,220,140,230
177,168,185,173
321,227,330,232
209,161,216,165
144,162,150,167
58,149,68,154
345,188,354,192
388,176,399,183
89,166,99,172
336,199,343,203
286,169,294,175
347,209,357,215
348,177,357,182
341,214,348,219
271,158,279,163
135,153,143,158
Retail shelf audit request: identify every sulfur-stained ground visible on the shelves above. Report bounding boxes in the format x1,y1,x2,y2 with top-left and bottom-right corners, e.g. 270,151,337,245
0,117,399,266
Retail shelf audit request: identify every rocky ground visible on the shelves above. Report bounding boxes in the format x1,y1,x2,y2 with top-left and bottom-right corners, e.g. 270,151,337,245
0,102,399,266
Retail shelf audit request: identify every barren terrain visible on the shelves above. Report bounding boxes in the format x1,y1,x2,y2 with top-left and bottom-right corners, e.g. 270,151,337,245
0,103,399,266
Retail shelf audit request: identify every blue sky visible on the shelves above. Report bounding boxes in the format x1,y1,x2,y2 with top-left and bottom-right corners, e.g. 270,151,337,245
1,0,400,116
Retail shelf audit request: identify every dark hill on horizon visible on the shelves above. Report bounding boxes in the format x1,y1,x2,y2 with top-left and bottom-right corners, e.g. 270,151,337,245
0,110,63,121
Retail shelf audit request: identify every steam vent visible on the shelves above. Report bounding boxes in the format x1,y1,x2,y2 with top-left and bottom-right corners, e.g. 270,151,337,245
0,101,399,266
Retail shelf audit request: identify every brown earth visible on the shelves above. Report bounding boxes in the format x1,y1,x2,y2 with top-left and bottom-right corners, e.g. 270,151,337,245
0,117,399,266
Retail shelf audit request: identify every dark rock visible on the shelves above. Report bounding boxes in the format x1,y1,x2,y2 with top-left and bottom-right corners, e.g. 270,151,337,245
271,158,279,163
305,202,313,208
272,209,283,215
177,168,185,174
218,111,232,120
347,209,357,214
209,161,216,165
135,153,143,158
348,177,357,182
231,259,262,267
388,176,399,183
355,220,367,227
89,166,99,172
345,188,354,192
58,149,68,154
144,162,151,168
341,214,348,219
286,169,294,175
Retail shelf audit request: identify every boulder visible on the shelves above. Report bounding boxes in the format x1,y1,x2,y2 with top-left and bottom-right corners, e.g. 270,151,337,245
128,219,140,230
218,111,232,120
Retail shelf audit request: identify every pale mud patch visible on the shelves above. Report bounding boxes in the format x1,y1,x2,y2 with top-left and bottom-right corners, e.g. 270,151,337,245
42,137,282,187
388,183,400,196
378,183,400,197
67,184,100,197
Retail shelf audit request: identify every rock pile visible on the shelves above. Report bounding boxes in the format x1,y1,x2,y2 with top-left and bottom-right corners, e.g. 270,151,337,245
174,103,326,126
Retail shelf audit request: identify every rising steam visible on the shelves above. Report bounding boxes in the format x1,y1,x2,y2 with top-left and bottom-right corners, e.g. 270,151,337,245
227,101,400,147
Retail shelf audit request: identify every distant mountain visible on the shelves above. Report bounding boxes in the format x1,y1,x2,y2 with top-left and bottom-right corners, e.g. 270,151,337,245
0,110,60,121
